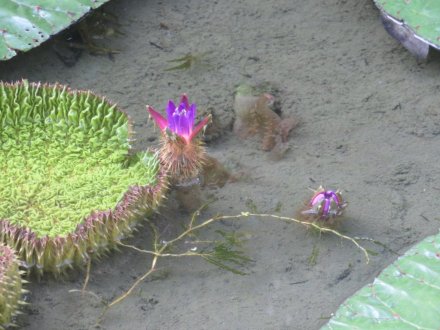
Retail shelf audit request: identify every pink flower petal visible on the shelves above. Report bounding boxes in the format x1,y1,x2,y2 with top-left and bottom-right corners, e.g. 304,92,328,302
180,94,190,109
189,115,210,142
147,105,168,131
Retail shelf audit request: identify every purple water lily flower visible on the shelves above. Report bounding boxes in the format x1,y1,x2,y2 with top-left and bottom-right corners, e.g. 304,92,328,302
147,94,209,144
301,186,347,220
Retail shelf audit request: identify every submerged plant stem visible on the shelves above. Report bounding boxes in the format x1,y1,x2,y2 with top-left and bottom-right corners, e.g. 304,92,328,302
106,255,158,310
119,242,209,258
82,257,92,293
97,211,370,322
242,213,370,263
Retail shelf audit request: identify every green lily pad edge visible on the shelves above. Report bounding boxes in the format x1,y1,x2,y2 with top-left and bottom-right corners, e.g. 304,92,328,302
0,0,111,60
322,230,440,329
374,0,440,49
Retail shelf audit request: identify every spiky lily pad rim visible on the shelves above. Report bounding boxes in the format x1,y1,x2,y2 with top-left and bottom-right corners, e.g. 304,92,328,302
0,244,17,282
0,243,23,328
0,80,169,274
0,168,168,267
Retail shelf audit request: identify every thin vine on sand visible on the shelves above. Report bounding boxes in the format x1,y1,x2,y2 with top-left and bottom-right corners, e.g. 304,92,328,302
84,206,371,324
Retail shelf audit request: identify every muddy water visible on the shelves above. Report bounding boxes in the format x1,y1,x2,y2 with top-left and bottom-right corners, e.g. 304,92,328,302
1,0,440,329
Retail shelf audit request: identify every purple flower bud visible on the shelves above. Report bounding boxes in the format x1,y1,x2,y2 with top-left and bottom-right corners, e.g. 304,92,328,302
147,94,210,143
302,186,347,220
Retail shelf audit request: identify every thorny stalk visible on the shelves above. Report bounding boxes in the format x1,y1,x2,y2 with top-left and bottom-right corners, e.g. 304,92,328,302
97,210,370,322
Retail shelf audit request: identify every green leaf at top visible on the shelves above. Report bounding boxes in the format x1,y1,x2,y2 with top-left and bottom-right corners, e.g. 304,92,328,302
374,0,440,48
0,0,110,60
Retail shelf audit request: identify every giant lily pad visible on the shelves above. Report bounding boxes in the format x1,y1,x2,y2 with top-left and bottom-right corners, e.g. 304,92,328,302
322,231,440,329
374,0,440,58
0,80,167,275
0,0,111,60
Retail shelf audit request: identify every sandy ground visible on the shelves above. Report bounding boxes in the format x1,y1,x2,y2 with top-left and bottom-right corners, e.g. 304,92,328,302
2,0,440,329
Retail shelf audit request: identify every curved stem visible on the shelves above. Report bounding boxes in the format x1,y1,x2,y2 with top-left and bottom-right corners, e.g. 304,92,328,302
100,211,370,320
